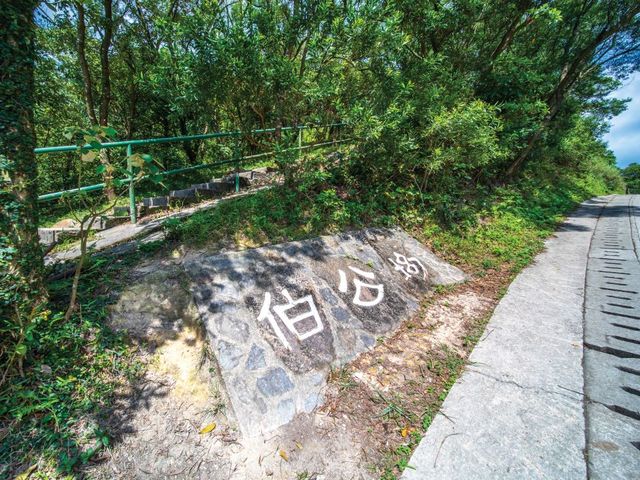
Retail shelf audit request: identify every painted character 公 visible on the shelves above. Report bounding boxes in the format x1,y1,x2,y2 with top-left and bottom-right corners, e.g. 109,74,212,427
338,266,385,307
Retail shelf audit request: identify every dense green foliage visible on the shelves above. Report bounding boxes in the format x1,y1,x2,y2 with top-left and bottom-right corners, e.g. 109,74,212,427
0,251,147,477
32,0,637,198
1,0,639,477
622,163,640,192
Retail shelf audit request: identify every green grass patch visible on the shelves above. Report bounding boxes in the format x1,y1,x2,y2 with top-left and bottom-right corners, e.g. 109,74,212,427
0,253,148,478
419,172,613,273
163,183,379,248
167,163,616,281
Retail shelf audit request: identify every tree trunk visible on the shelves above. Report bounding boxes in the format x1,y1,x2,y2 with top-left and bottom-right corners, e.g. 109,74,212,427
505,127,545,178
76,1,98,125
99,0,112,127
491,5,535,61
99,0,115,200
0,0,47,368
77,0,115,199
504,4,640,178
179,117,197,164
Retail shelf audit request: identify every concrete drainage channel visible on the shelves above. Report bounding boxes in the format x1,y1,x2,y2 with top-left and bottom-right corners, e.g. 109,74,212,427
584,195,640,478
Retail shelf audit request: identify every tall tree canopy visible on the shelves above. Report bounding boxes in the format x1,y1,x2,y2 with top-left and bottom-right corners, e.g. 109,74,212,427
32,0,638,197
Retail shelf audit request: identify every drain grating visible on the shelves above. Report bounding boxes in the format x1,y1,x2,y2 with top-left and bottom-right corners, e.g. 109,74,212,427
584,195,640,477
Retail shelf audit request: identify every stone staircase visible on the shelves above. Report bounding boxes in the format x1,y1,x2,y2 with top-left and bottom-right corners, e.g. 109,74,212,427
39,167,271,247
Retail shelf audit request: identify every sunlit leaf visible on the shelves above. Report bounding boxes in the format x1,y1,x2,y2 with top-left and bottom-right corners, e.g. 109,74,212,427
103,126,117,137
128,154,145,168
82,151,97,162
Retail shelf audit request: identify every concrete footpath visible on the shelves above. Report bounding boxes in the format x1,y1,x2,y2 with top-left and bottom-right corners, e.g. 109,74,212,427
403,195,640,480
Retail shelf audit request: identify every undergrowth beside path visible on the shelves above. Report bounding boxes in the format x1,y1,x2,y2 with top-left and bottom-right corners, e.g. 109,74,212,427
0,159,620,478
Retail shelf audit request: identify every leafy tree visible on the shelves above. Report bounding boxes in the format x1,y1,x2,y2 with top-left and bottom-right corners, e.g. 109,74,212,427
622,163,640,193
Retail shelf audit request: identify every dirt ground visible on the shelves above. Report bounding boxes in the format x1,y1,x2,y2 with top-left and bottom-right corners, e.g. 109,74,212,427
85,249,510,480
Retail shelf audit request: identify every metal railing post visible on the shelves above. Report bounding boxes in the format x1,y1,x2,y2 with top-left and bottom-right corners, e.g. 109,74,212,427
297,126,302,156
127,143,137,224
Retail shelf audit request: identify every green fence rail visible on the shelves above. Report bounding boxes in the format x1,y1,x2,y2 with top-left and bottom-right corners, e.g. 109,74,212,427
36,123,346,224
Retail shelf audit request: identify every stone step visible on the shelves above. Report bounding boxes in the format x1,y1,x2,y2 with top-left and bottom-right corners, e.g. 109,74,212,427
113,206,131,217
252,166,273,176
39,216,111,245
221,173,251,188
190,181,234,193
143,196,170,208
104,215,130,228
192,188,218,198
38,227,81,245
169,188,196,199
168,188,226,203
87,216,109,230
112,205,145,221
38,228,64,245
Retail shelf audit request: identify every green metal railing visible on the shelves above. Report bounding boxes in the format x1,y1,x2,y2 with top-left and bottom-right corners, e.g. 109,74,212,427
36,123,346,223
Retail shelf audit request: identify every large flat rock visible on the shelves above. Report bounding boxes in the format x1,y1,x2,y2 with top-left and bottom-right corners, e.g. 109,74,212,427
184,228,465,435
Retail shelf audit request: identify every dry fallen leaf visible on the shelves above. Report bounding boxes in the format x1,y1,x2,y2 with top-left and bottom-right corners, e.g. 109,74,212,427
279,449,289,462
198,422,216,434
295,441,303,450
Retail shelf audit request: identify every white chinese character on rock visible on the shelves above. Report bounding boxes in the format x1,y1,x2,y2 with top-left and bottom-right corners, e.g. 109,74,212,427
258,289,324,350
338,266,385,307
388,252,427,280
